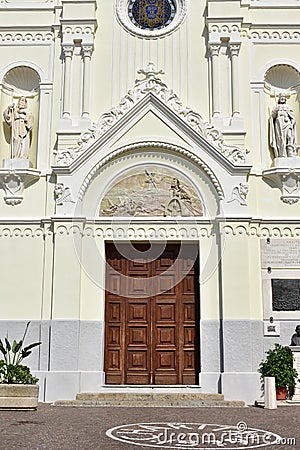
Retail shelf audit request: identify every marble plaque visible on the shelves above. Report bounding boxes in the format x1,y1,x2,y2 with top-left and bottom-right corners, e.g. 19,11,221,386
261,239,300,268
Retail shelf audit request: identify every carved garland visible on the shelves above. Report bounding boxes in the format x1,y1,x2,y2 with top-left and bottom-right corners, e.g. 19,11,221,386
54,63,248,167
77,141,225,201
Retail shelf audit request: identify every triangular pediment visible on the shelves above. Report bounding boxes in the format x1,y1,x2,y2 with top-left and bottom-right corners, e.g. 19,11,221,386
53,63,250,175
114,110,190,147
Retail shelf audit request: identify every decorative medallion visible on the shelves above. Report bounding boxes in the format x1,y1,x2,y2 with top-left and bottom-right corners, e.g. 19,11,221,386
128,0,176,31
100,167,203,217
116,0,186,39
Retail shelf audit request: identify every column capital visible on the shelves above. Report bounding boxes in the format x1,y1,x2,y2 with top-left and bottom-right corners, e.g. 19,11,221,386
229,43,241,57
62,44,74,58
209,43,221,57
82,45,94,58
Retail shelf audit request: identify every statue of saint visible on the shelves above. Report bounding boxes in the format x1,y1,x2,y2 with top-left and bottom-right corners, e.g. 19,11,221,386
269,93,297,158
3,97,34,159
290,325,300,346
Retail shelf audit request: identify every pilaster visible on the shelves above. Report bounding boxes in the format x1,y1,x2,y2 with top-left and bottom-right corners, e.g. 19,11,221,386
207,2,245,145
58,0,97,147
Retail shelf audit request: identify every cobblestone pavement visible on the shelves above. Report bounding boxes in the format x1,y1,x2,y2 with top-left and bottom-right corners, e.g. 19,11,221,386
0,404,299,450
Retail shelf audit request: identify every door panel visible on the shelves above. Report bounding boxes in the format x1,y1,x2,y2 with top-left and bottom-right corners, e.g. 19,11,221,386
105,243,199,385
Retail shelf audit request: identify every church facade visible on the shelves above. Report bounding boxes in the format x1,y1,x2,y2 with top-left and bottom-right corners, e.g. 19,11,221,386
0,0,299,404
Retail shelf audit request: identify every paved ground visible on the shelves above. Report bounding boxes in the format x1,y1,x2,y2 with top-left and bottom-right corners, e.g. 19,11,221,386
0,404,299,450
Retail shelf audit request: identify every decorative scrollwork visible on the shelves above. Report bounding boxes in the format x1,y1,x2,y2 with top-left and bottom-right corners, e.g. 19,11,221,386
54,63,248,167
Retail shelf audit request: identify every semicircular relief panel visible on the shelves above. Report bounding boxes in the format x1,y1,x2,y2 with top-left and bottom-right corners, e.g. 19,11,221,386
100,166,203,217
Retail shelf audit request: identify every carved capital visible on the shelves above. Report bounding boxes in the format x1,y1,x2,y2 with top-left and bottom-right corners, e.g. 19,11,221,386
82,45,94,59
62,45,74,58
229,43,241,57
209,43,221,57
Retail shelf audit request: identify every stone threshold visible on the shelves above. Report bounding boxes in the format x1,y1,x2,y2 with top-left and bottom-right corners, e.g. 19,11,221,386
53,392,245,408
255,399,300,407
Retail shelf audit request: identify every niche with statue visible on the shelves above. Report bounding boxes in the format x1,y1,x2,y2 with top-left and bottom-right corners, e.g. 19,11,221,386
1,66,40,169
263,64,300,204
0,66,41,205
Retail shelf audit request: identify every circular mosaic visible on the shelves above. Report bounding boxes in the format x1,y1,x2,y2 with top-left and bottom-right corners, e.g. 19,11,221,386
128,0,176,31
116,0,186,39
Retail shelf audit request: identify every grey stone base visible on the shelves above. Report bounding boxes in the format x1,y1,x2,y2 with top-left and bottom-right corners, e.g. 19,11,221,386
221,372,262,405
0,318,297,405
34,371,104,403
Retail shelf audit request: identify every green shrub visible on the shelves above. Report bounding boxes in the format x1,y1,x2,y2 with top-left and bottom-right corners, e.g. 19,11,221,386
259,343,299,388
0,361,38,384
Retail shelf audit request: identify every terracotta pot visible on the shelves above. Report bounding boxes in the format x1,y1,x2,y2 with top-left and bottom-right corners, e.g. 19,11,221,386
276,386,287,400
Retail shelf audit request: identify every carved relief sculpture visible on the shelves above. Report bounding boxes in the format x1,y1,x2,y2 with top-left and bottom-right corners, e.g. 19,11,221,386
54,183,75,206
3,97,34,160
100,167,203,217
228,183,248,206
269,93,297,158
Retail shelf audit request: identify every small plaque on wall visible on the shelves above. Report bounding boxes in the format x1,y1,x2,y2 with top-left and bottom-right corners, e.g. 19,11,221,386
264,321,280,337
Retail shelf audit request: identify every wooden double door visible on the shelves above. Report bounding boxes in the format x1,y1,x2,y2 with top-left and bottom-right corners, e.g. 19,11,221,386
104,243,200,385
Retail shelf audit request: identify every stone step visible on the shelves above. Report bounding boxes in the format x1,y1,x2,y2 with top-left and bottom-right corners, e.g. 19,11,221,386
53,392,245,408
54,399,245,407
76,392,224,402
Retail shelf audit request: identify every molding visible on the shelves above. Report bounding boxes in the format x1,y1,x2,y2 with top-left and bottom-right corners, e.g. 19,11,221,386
242,29,300,41
53,223,212,239
54,63,249,169
0,226,45,238
0,2,55,10
263,158,300,205
0,61,47,84
0,169,41,206
221,223,300,238
0,30,54,44
246,0,300,9
76,141,225,202
1,221,299,239
115,0,186,39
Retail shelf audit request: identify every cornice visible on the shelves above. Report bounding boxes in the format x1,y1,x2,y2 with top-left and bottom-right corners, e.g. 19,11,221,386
54,63,249,171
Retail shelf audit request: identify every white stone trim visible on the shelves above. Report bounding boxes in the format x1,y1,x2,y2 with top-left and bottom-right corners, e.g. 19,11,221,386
54,64,248,168
0,61,47,84
77,141,225,201
115,0,187,39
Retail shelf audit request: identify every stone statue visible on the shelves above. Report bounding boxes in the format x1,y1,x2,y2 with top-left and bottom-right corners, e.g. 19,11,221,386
270,93,297,158
3,97,34,159
290,325,300,346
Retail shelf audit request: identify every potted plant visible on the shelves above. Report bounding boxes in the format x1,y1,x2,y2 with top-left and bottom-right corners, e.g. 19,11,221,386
259,343,299,400
0,322,41,410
